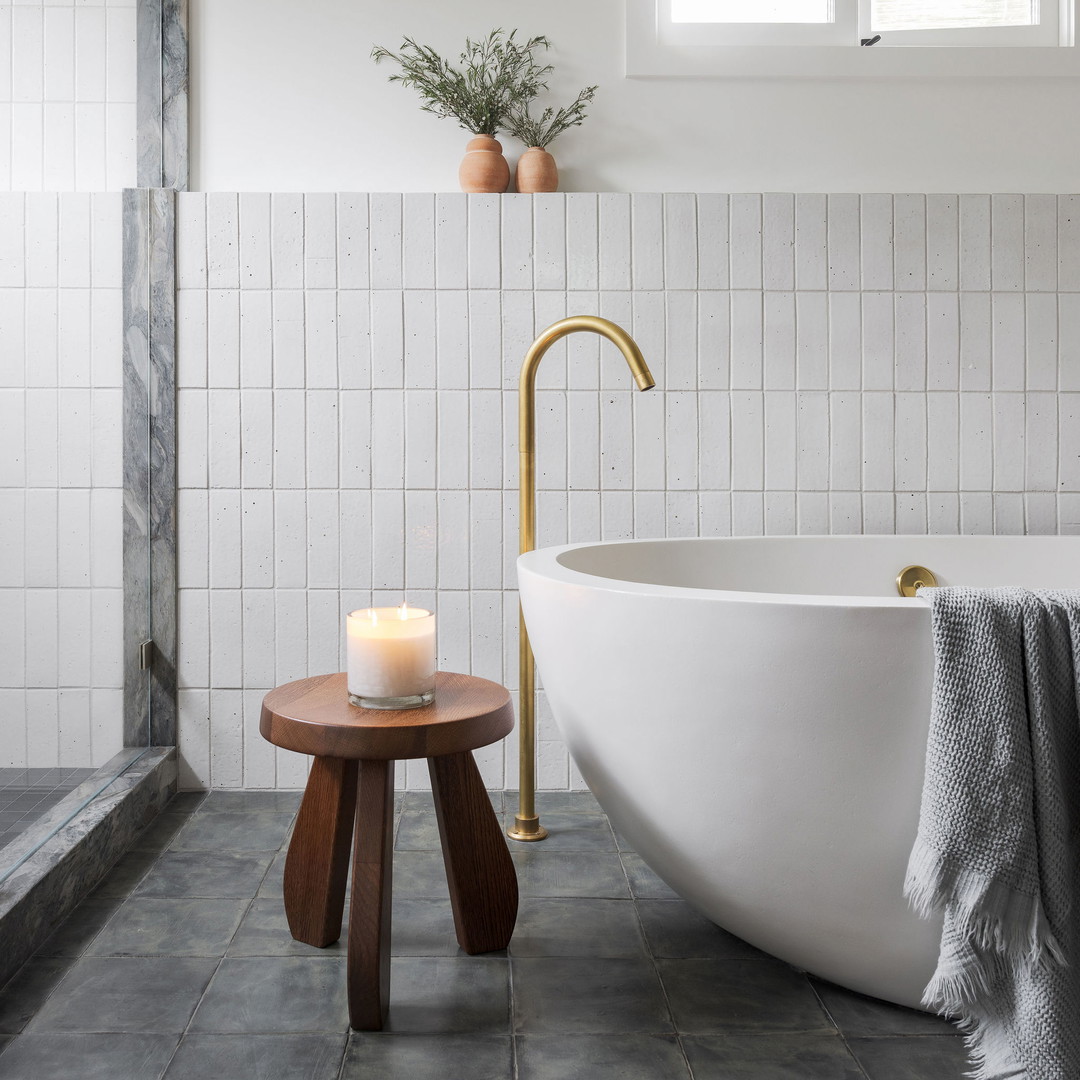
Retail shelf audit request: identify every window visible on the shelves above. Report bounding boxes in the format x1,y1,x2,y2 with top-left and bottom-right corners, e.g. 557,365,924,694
628,0,1079,75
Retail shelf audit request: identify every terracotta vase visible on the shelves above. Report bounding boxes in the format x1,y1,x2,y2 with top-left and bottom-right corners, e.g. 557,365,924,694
515,146,558,194
458,135,510,194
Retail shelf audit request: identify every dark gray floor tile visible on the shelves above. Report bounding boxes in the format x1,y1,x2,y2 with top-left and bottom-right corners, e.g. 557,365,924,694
511,850,629,898
401,791,436,813
228,898,348,957
507,791,603,814
395,811,442,851
504,811,615,852
34,895,125,957
88,897,249,956
0,1033,178,1080
657,959,834,1035
847,1035,971,1080
385,957,510,1034
683,1033,865,1079
168,811,295,852
621,855,679,900
199,789,303,814
612,826,636,852
0,958,72,1034
511,898,645,957
343,1033,512,1079
391,898,463,957
164,1033,346,1080
518,1033,690,1080
26,956,218,1034
0,1034,9,1054
135,851,274,898
92,848,161,897
812,979,957,1037
167,792,207,812
189,957,348,1033
131,813,192,852
256,849,287,897
512,957,672,1034
393,850,450,899
637,900,766,959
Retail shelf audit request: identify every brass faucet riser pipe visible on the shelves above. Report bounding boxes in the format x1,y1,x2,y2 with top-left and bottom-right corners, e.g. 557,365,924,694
509,316,654,843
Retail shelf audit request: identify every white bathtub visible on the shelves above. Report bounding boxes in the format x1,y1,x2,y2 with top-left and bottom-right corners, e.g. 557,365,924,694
517,535,1080,1010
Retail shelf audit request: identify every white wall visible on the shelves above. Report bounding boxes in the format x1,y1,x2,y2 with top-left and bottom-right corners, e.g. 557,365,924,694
190,0,1080,193
0,191,125,768
0,0,137,192
174,190,1080,790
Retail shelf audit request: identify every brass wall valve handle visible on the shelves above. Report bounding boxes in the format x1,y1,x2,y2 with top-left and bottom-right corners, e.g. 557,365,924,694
896,565,937,597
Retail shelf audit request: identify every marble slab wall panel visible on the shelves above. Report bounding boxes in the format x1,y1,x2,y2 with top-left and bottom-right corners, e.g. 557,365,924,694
123,186,177,749
136,0,188,191
0,0,138,192
173,191,1080,791
0,190,125,770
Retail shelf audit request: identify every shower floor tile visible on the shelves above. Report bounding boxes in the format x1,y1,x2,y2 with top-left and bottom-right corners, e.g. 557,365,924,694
0,789,972,1080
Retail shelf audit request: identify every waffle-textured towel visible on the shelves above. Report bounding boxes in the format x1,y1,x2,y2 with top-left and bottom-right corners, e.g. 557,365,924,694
906,587,1080,1080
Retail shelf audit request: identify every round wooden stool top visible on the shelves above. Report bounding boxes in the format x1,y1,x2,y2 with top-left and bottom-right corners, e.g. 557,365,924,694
260,671,513,761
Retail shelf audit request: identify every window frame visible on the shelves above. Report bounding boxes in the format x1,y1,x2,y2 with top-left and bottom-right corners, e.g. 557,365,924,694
627,0,1080,77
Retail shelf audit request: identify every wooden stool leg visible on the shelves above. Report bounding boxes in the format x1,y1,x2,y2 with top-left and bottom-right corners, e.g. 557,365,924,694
348,757,395,1031
284,756,357,947
428,751,519,954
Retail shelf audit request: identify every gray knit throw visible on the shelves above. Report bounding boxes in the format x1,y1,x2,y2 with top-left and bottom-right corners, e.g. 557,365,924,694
907,587,1080,1080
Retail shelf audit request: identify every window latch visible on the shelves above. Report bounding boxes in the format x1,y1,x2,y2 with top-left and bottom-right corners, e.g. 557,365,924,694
861,35,882,46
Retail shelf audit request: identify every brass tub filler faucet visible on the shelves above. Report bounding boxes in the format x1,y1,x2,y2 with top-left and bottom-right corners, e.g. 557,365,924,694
508,317,656,843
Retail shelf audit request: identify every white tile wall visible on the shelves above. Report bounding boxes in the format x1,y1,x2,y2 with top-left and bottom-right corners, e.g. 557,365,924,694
0,0,136,192
0,190,124,767
175,191,1080,791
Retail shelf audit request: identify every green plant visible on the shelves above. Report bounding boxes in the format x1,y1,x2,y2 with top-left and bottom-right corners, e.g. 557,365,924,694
371,29,552,136
505,85,598,149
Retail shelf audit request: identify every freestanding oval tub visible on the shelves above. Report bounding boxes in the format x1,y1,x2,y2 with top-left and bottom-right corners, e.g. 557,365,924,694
517,535,1080,1010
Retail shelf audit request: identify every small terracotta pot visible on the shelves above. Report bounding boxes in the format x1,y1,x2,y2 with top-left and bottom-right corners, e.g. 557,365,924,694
458,135,510,194
515,146,558,194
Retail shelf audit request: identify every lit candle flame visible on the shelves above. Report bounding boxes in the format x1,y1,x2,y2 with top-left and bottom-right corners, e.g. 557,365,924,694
369,609,378,626
399,603,409,620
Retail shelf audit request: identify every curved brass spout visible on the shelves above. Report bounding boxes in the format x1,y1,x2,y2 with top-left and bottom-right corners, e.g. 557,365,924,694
508,316,655,843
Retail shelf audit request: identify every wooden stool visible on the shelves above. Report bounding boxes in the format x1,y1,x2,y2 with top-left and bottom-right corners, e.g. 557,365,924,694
260,670,518,1031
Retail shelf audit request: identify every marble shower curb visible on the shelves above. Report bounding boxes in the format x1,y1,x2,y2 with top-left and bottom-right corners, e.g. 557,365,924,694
0,748,177,988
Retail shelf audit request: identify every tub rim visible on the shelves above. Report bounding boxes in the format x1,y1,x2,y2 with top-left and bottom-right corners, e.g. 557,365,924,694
517,534,1080,611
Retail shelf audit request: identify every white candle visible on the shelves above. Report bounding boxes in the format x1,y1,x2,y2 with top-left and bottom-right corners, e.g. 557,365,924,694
346,606,436,709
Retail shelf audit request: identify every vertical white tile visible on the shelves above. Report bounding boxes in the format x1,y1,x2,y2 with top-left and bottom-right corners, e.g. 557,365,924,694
663,193,696,290
371,388,405,489
1024,492,1056,535
26,193,58,287
633,388,665,490
303,192,337,289
1024,194,1057,292
893,194,926,290
665,290,696,391
862,392,894,490
926,194,958,291
307,489,340,589
1026,293,1057,391
533,194,566,290
959,293,992,391
827,194,859,291
796,391,828,492
991,292,1025,391
991,194,1024,291
209,689,244,787
337,194,370,289
926,493,959,535
959,393,993,491
697,291,729,390
370,490,405,590
206,192,240,289
467,193,500,290
208,490,241,588
369,192,402,290
959,194,991,292
177,291,209,388
436,289,469,390
666,392,697,490
597,192,631,291
730,292,763,391
761,193,794,292
1060,294,1080,392
763,291,795,391
795,292,827,390
370,290,404,389
437,390,469,489
894,393,927,491
272,389,306,489
731,391,764,490
828,292,861,391
241,490,274,588
270,193,304,289
11,104,43,191
564,194,598,293
305,389,338,488
339,389,371,490
894,293,926,392
1058,196,1080,292
1059,394,1080,492
58,287,90,387
731,491,764,535
176,193,207,289
59,192,91,287
206,289,239,388
764,491,796,535
829,492,862,535
992,394,1025,491
405,389,437,489
239,290,272,387
993,493,1025,535
631,193,664,290
729,194,762,291
304,289,337,388
176,489,208,589
794,194,827,291
209,590,242,689
501,194,533,290
926,293,959,391
274,490,308,589
764,390,796,490
926,393,959,491
829,391,861,491
402,290,436,390
243,688,277,788
338,290,371,390
862,492,895,534
91,192,122,288
697,193,729,291
895,493,928,534
469,489,501,589
176,389,207,489
860,194,893,291
468,291,502,390
238,192,271,289
435,193,467,290
339,489,372,591
1025,391,1056,492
